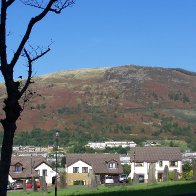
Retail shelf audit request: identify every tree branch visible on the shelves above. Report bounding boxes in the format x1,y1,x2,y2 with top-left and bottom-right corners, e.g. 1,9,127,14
20,47,50,97
31,47,51,62
20,0,75,14
6,0,16,7
0,0,8,68
20,49,33,97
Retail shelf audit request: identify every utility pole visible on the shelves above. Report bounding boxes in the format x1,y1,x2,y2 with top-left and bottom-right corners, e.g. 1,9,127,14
55,131,59,196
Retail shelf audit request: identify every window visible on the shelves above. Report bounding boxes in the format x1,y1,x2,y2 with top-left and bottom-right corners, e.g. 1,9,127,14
35,170,40,175
82,167,88,173
15,164,22,172
73,167,79,173
42,169,47,176
108,162,117,169
170,161,178,167
159,161,163,167
135,162,144,167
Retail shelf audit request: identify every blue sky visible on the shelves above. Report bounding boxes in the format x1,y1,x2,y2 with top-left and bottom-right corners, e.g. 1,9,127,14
2,0,196,80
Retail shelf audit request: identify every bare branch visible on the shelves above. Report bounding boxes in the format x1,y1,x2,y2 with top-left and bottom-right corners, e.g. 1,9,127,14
0,1,8,68
6,0,16,7
20,46,50,97
32,47,51,62
20,48,33,97
20,0,75,14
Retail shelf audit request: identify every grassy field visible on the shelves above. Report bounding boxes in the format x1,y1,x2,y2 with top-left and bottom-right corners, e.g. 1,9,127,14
7,181,196,196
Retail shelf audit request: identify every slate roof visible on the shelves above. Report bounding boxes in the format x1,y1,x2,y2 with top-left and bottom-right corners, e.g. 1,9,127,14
66,153,123,175
130,147,182,162
9,155,47,179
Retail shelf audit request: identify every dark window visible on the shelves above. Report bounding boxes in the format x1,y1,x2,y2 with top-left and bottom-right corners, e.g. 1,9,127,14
43,169,47,176
82,167,88,173
170,161,178,167
108,162,117,169
73,167,79,173
15,164,22,172
35,170,40,175
135,162,143,167
159,161,163,167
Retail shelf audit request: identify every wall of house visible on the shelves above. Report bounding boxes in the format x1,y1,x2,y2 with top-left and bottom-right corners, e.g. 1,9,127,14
129,160,182,182
129,162,149,181
8,175,15,183
155,160,182,173
66,160,92,173
35,163,56,184
66,173,89,186
66,160,92,185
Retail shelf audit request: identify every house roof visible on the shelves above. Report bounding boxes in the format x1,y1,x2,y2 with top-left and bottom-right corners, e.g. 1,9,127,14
9,155,47,179
130,147,182,162
66,153,123,175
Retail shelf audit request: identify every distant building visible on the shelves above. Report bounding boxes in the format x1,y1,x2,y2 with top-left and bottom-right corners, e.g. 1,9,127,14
86,142,105,149
12,145,50,157
120,154,131,165
182,152,196,163
86,141,136,149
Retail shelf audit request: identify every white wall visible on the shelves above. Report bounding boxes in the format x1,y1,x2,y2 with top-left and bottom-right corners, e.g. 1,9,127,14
129,162,149,180
129,160,182,181
8,175,15,183
35,163,56,184
66,160,92,173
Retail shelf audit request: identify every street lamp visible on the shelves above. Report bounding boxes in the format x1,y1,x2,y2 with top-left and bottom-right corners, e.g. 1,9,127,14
55,131,59,196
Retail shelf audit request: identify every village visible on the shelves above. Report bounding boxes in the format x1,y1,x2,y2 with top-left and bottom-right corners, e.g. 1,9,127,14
6,140,196,191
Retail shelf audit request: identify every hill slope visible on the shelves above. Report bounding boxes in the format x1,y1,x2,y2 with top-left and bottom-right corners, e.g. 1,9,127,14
0,65,196,147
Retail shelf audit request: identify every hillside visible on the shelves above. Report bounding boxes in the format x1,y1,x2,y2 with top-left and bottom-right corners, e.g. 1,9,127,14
0,65,196,148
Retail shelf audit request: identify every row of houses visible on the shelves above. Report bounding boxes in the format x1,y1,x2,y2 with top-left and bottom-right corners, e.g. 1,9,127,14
65,147,182,185
86,141,137,149
8,147,183,186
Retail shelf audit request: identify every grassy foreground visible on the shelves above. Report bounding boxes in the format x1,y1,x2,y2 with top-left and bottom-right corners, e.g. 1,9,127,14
8,181,196,196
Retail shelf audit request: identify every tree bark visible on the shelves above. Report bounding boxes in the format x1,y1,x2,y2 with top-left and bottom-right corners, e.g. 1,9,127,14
0,120,16,196
0,1,75,195
0,84,21,195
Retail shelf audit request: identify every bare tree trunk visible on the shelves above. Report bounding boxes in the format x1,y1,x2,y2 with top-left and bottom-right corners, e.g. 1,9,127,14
0,121,16,196
0,1,75,195
0,88,21,195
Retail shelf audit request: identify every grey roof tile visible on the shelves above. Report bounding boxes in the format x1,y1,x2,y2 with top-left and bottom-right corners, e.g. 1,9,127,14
130,147,182,162
66,153,123,175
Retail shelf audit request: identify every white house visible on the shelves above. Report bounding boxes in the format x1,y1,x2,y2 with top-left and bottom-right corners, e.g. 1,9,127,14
86,141,136,149
120,154,131,165
66,160,92,174
9,155,56,185
105,141,136,148
86,142,105,149
65,153,123,185
34,161,56,184
129,147,182,182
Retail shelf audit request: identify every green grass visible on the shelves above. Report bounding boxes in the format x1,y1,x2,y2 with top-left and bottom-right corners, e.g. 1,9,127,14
8,181,196,196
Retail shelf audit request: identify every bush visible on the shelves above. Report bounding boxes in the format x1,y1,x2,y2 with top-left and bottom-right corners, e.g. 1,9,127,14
73,180,84,185
181,170,193,181
122,164,131,175
169,171,174,181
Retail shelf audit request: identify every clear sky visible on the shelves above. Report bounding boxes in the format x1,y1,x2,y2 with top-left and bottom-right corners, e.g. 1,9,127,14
1,0,196,80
